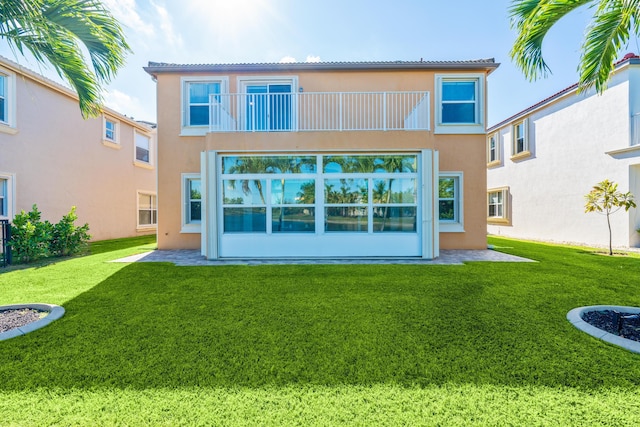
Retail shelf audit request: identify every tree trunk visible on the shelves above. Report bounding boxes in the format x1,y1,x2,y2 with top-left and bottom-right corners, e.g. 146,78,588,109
607,211,613,256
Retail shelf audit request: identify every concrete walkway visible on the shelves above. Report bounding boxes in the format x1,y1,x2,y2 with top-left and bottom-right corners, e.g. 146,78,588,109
113,248,534,266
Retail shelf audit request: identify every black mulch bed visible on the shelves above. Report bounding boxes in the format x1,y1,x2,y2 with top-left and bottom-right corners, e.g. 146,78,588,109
582,310,640,342
0,309,45,333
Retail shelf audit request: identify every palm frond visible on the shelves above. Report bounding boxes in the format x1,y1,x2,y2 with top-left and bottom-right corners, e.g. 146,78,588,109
509,0,594,81
579,0,640,93
0,0,130,118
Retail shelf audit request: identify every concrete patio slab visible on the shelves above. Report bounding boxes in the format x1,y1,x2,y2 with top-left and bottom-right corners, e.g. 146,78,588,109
112,248,534,266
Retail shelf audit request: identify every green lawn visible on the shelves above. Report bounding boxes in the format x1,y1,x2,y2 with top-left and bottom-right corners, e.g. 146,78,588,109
1,236,640,426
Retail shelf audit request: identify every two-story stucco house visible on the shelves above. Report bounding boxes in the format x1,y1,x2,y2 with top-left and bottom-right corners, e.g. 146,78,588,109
144,59,498,259
0,56,157,241
487,54,640,249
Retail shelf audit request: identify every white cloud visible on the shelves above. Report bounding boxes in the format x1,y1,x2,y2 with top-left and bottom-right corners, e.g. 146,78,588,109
279,56,297,63
306,55,321,63
102,0,154,37
151,1,183,48
103,89,153,122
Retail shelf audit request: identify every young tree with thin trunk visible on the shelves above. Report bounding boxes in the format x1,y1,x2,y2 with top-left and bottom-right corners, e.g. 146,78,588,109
584,179,636,255
0,0,131,118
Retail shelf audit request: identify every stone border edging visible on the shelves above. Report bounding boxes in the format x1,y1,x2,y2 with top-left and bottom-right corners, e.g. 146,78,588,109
567,305,640,354
0,303,65,341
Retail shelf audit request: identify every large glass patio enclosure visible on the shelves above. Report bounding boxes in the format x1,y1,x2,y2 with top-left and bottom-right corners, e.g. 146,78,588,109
200,150,439,258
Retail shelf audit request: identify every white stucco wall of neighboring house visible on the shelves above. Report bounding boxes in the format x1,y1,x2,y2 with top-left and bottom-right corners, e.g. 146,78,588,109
488,65,640,249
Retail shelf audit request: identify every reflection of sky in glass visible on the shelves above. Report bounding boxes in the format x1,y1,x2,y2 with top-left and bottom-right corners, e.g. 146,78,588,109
323,155,417,173
222,156,316,174
271,180,315,204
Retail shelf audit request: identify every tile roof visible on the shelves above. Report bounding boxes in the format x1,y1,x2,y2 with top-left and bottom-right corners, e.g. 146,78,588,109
144,58,499,76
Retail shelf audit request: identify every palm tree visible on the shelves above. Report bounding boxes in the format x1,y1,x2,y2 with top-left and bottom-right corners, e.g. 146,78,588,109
0,0,131,118
510,0,640,93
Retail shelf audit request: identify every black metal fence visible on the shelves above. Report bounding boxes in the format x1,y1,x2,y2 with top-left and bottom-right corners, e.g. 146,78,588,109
1,219,11,267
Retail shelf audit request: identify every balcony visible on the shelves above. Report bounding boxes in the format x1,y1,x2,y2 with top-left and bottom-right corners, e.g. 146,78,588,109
208,91,430,133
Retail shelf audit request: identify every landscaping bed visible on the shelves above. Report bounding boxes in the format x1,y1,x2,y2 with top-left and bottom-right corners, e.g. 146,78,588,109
0,308,44,333
582,310,640,342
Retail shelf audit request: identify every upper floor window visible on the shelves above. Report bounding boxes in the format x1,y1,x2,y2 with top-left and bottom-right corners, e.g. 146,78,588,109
442,81,477,124
0,69,16,132
439,173,464,232
435,74,484,134
487,132,500,166
134,131,151,165
181,77,228,135
104,118,117,142
238,77,296,132
512,120,530,159
138,192,157,228
0,74,6,124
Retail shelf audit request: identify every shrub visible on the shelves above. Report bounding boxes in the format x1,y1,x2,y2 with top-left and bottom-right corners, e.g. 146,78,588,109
9,205,52,263
49,206,91,257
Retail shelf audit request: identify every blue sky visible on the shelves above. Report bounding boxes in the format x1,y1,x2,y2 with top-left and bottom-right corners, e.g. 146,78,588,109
2,0,632,125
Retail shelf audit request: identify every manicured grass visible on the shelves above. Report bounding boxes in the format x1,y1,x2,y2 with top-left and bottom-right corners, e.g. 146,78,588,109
1,236,640,425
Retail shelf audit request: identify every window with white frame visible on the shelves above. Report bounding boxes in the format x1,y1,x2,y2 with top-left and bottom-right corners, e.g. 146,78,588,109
138,192,157,228
182,77,228,133
487,133,500,166
435,74,484,134
512,120,529,157
238,77,296,132
0,69,16,131
0,174,14,219
104,117,118,144
439,173,464,232
0,73,6,124
134,131,151,164
181,174,202,232
488,187,509,223
0,177,6,217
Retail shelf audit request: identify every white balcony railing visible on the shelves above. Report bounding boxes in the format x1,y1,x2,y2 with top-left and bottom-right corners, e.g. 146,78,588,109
208,91,430,133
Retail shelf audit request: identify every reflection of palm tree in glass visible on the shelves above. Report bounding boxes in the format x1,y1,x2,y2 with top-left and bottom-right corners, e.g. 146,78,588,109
227,157,268,204
378,156,411,231
270,157,314,229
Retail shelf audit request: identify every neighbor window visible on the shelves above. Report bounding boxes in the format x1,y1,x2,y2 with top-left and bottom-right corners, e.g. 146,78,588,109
488,187,509,224
134,131,151,165
435,74,484,134
439,173,464,232
512,120,529,158
0,174,13,219
0,177,6,217
487,133,500,166
138,193,157,228
104,118,117,142
0,74,6,124
0,69,16,131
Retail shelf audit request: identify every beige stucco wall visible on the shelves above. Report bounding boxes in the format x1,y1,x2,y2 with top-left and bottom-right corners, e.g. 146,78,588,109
154,68,489,251
0,61,156,241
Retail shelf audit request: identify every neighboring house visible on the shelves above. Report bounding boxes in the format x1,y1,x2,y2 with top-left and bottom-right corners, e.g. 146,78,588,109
487,54,640,248
144,59,498,259
0,56,157,241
